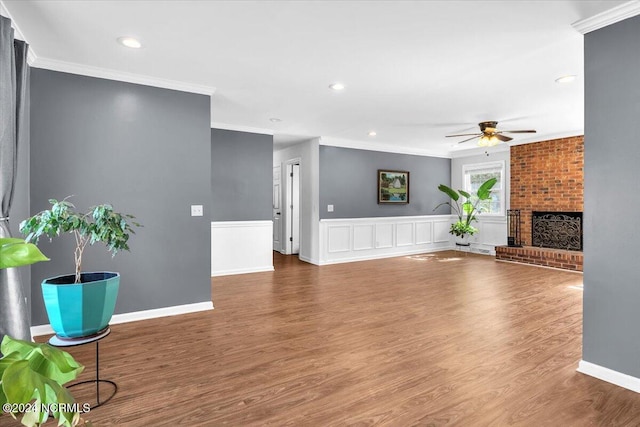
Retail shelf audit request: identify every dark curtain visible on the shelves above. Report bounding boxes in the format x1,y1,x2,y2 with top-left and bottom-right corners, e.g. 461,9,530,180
0,15,31,342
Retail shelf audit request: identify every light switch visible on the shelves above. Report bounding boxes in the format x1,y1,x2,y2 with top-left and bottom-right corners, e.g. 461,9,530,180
191,205,204,216
327,204,334,212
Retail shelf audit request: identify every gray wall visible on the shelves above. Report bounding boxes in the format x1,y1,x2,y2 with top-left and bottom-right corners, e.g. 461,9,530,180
29,69,212,325
211,129,272,221
583,15,640,376
319,146,450,219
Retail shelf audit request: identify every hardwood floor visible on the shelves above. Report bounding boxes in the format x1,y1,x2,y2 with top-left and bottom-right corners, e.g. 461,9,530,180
22,251,640,426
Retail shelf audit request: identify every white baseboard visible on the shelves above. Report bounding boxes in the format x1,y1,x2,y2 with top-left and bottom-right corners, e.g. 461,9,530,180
31,301,214,338
211,266,274,277
577,360,640,393
298,255,319,265
318,247,452,265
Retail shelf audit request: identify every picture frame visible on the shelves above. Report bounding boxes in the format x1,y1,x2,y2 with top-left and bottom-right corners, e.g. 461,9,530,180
378,170,409,204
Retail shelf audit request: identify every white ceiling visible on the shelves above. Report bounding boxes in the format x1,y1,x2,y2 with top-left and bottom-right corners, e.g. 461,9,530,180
1,0,631,156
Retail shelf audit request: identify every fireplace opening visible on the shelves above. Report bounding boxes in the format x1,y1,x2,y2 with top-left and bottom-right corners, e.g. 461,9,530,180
531,211,583,251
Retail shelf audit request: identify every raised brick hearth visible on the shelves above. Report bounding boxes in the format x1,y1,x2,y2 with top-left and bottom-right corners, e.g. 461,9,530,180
495,246,583,271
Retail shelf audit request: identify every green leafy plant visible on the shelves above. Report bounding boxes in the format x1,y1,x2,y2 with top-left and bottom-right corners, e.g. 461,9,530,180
0,238,49,270
434,177,498,237
19,198,140,284
0,336,86,427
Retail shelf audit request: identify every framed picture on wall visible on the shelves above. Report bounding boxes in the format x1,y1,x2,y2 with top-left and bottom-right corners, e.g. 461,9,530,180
378,170,409,204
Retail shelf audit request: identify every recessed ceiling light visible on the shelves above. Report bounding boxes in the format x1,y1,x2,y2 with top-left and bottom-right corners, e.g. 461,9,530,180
555,74,577,84
368,131,377,137
329,82,345,91
117,37,142,49
269,118,282,123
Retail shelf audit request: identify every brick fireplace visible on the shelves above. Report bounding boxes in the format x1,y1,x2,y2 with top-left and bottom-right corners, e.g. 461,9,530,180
496,136,584,271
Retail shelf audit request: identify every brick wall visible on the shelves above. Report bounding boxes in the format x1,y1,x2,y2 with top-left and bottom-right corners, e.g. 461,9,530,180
510,136,584,246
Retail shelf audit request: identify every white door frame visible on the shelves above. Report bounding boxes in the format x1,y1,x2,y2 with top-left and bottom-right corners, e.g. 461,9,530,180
272,165,282,252
283,157,302,255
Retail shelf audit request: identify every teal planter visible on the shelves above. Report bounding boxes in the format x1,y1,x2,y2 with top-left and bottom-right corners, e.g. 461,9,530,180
42,272,120,338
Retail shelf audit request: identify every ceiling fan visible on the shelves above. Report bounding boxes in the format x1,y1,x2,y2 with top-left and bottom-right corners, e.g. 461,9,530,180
446,121,536,146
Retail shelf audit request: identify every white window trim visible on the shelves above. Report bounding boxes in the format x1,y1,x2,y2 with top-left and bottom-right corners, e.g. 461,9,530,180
461,160,506,217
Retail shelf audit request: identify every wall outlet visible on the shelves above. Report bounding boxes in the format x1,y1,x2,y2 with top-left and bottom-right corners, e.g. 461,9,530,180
191,205,203,217
327,204,334,212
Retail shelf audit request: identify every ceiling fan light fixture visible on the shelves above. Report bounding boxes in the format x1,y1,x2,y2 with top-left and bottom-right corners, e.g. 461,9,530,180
329,82,345,91
478,135,499,147
117,36,142,49
555,74,577,84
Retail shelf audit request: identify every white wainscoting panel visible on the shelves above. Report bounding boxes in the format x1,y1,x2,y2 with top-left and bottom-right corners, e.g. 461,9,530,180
353,225,374,251
375,223,394,249
319,215,454,265
328,225,351,253
433,220,452,243
415,221,432,244
396,223,414,247
318,215,507,264
467,217,507,255
211,221,274,276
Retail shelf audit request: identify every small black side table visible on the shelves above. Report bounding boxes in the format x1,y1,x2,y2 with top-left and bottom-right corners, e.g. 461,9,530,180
49,327,117,409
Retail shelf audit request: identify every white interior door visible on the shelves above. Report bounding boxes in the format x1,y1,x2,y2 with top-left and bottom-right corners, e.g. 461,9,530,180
273,165,282,252
291,164,300,254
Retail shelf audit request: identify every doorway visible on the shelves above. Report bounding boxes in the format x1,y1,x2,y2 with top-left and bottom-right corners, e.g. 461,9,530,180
272,165,282,251
286,162,300,255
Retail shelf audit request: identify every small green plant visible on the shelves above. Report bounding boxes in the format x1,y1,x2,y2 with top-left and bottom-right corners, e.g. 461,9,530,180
434,177,498,237
19,198,140,284
0,238,49,270
0,336,86,427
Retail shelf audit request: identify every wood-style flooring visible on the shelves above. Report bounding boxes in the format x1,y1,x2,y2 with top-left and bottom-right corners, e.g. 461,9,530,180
21,251,640,426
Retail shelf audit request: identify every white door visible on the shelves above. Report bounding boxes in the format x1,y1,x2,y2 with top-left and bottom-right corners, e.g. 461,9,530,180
291,164,300,254
273,165,282,252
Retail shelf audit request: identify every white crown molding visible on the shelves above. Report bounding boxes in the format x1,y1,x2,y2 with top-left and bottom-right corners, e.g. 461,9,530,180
507,131,584,147
211,122,274,135
450,144,509,159
32,57,216,96
449,131,584,157
0,0,38,64
0,1,25,40
319,136,451,159
572,0,640,34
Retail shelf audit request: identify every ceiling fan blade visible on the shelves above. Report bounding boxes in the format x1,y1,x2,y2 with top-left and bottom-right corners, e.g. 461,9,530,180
446,133,481,138
457,135,480,144
499,130,537,134
495,134,513,142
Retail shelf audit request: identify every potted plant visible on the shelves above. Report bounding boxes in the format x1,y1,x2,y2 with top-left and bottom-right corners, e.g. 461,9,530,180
19,198,140,339
0,238,49,270
0,335,89,427
434,177,497,245
0,240,90,427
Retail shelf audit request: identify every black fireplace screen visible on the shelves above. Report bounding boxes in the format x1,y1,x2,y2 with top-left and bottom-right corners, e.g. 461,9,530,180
531,211,583,251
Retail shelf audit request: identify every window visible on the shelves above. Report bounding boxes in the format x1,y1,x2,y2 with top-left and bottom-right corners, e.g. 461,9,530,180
462,161,505,216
